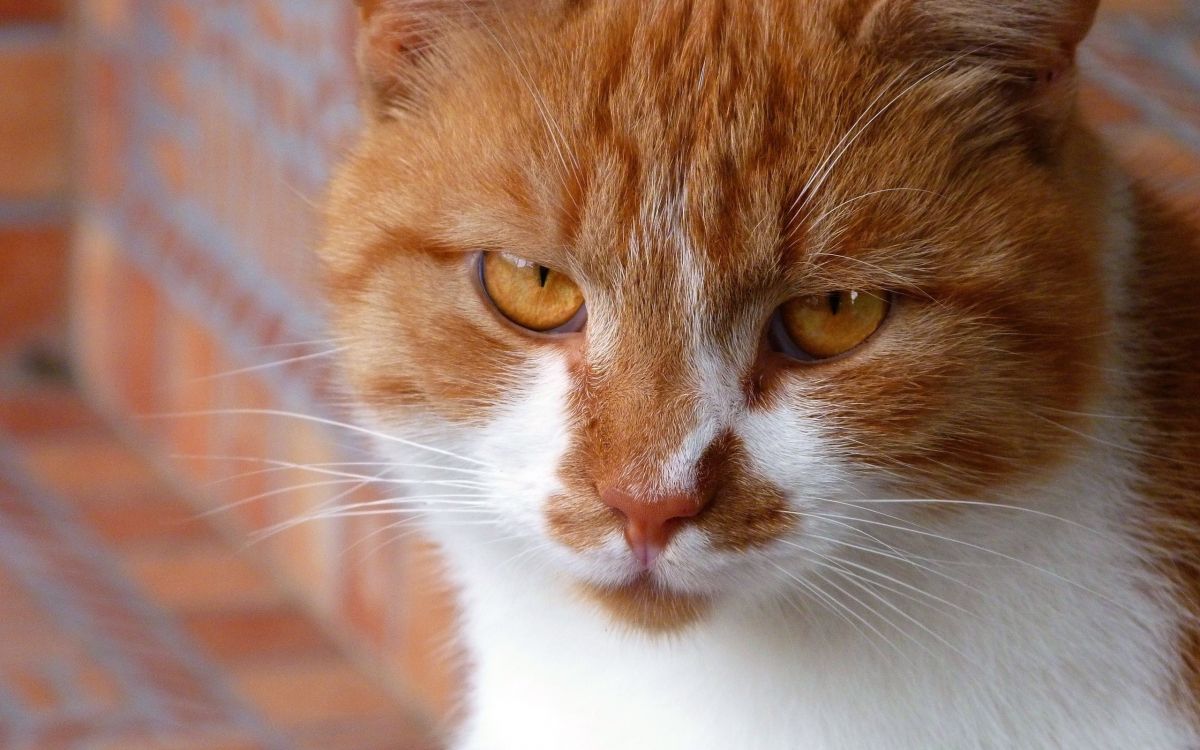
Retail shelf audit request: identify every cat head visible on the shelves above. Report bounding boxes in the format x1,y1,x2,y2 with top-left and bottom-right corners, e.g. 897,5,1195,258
324,0,1108,631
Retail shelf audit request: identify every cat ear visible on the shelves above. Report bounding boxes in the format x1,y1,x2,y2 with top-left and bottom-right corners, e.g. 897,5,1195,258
853,0,1098,67
851,0,1099,147
356,0,542,119
355,0,475,118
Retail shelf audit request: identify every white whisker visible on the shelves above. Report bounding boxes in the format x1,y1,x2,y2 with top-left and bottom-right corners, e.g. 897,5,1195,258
192,347,346,383
150,409,498,468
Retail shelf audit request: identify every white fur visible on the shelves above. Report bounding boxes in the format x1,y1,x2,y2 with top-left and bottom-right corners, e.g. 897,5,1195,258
365,174,1197,749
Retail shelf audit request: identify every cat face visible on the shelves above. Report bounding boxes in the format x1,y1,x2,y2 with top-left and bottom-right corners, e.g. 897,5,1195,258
324,0,1106,630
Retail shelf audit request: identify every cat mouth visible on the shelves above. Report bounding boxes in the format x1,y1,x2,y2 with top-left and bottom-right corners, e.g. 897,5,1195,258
576,574,711,633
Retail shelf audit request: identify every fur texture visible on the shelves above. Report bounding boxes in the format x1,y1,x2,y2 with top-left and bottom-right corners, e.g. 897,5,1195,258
322,0,1200,746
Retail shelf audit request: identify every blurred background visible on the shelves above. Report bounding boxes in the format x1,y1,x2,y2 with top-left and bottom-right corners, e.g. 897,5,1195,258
0,1,1195,748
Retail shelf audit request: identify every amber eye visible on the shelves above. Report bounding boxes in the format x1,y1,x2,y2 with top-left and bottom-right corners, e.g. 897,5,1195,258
771,291,890,361
479,252,586,333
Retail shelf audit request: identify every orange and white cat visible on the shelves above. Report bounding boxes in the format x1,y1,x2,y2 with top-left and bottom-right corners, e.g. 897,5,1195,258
322,0,1200,747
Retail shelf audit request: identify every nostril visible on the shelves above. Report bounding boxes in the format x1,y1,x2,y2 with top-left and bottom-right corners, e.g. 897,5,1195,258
599,487,710,564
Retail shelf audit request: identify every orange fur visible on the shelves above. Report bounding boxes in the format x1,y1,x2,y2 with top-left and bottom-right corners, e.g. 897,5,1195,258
1127,190,1200,716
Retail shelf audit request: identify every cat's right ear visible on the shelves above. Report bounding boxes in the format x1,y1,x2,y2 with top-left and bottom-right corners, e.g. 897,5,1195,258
357,0,522,120
355,0,460,119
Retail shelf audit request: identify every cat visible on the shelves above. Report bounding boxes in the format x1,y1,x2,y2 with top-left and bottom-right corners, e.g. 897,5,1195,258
321,0,1200,747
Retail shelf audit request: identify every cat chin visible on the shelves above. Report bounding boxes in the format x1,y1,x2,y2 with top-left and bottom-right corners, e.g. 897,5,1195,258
574,575,712,634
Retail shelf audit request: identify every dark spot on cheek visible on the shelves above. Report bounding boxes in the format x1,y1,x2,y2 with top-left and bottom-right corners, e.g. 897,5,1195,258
695,435,797,551
703,474,794,552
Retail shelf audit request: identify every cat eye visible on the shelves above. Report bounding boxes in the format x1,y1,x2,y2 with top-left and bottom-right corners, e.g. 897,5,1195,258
479,252,586,334
770,291,890,361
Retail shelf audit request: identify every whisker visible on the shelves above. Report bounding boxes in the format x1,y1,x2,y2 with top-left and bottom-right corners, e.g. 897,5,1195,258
1028,410,1199,469
191,347,346,383
252,506,500,544
196,473,491,520
149,409,497,468
817,559,968,664
838,497,1132,548
803,526,992,596
769,561,892,662
805,566,916,663
791,45,995,229
805,511,1140,617
247,337,344,351
177,453,507,481
471,0,579,181
782,538,974,619
804,187,944,236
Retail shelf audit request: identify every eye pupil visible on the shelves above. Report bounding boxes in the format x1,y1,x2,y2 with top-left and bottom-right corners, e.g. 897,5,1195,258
480,252,586,333
774,290,890,361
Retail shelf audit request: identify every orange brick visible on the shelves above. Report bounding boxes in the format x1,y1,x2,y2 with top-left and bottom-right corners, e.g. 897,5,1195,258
21,433,163,501
162,1,200,45
1114,128,1200,195
0,387,104,439
81,0,131,35
74,657,124,713
0,36,69,199
162,311,221,487
342,507,401,651
0,223,68,353
151,134,188,193
183,607,338,665
111,265,166,419
213,373,276,533
77,55,126,201
295,715,440,750
79,494,213,549
390,539,461,722
91,732,267,750
1078,83,1140,128
261,420,347,614
1097,0,1185,21
0,0,64,22
10,666,59,711
122,543,283,612
73,217,122,408
230,659,398,730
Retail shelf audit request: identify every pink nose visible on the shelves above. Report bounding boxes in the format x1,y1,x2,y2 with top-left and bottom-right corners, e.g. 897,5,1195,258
601,487,708,569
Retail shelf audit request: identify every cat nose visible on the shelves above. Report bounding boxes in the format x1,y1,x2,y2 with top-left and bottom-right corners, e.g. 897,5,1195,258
601,487,709,569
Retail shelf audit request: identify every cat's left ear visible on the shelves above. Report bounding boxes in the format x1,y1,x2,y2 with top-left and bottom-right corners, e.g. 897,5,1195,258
850,0,1100,148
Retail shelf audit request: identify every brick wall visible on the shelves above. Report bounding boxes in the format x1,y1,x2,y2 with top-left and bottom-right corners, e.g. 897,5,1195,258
69,0,1198,734
73,0,457,723
0,0,71,385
